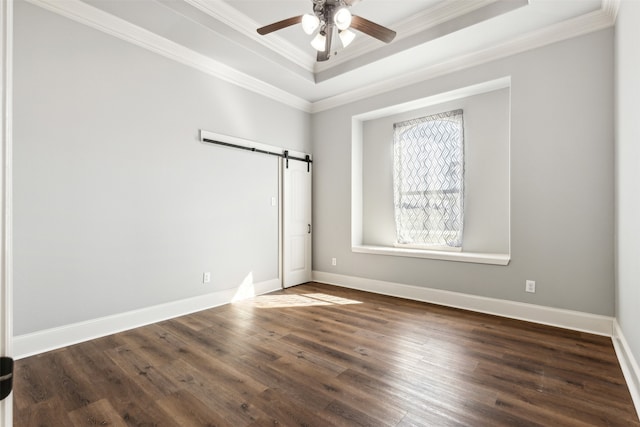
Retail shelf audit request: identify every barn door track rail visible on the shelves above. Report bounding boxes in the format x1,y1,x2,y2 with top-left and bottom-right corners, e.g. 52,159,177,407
200,130,311,171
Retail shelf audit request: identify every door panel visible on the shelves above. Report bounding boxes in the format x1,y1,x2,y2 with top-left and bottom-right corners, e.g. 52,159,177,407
282,159,311,288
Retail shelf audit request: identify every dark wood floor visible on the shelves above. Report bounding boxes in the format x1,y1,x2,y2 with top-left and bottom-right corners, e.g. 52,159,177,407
13,282,639,426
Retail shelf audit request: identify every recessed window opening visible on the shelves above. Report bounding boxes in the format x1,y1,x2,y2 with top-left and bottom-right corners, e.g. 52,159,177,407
393,109,465,251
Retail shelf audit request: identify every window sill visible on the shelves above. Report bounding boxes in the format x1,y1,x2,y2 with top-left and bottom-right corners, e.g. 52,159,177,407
352,245,510,266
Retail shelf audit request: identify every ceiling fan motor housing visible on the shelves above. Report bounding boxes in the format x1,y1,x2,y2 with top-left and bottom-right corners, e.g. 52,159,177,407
314,1,354,24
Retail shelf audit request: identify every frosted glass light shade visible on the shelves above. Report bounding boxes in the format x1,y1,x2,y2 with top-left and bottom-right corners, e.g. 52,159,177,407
339,29,356,47
334,7,352,30
311,33,326,51
301,14,320,35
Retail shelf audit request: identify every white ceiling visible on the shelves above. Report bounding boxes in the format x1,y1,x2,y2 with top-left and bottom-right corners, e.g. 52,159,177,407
44,0,616,111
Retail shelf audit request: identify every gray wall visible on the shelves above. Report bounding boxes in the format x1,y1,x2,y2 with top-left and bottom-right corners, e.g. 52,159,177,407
615,1,640,370
362,88,510,253
13,1,310,335
13,0,618,339
313,29,615,315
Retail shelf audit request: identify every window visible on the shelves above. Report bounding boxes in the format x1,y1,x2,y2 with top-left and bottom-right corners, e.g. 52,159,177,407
393,109,464,250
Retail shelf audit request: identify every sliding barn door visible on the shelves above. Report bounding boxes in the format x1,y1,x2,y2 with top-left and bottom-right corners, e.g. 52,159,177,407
282,158,312,288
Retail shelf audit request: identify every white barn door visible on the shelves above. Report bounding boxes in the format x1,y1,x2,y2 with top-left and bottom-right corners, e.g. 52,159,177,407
282,158,311,288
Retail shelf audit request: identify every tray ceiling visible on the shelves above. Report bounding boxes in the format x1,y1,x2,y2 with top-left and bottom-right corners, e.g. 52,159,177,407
31,0,616,111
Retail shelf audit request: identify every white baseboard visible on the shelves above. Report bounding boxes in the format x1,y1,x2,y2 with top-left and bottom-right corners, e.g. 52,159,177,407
312,271,614,336
13,278,281,359
613,320,640,419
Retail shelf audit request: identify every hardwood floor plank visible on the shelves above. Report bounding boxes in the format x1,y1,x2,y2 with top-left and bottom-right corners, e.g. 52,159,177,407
116,323,191,368
67,398,128,427
64,340,172,426
161,358,270,425
104,344,183,401
156,389,227,426
30,350,99,413
471,359,637,425
322,399,393,426
12,357,52,411
493,394,607,427
397,410,468,427
14,395,73,427
13,282,639,426
246,387,339,427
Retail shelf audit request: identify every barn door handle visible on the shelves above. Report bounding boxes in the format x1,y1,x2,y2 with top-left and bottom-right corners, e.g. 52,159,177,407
0,357,13,400
308,224,311,234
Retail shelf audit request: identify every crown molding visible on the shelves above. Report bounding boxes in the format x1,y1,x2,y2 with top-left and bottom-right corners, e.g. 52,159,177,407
23,0,617,114
602,0,620,21
311,5,616,112
314,0,496,74
184,0,316,72
395,0,497,39
192,0,497,75
24,0,313,112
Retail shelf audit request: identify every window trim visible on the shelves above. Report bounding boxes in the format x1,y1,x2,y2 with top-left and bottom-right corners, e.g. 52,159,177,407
393,243,462,252
350,77,512,266
353,245,510,265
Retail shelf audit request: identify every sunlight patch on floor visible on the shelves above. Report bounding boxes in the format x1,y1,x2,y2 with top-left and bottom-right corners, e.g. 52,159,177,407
251,293,362,308
303,293,363,305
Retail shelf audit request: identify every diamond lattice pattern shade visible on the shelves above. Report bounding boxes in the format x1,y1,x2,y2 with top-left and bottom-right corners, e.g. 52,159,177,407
393,109,464,249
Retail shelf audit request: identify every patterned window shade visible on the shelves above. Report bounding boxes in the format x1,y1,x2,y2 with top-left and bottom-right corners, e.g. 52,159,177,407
393,109,464,249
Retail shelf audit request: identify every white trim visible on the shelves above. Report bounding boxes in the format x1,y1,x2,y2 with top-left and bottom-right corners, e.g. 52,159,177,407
602,0,621,21
314,0,499,74
184,0,315,71
393,243,462,253
391,0,496,40
0,0,12,423
613,320,640,419
24,0,615,114
351,76,512,122
188,0,498,75
351,77,512,266
24,0,313,113
13,278,281,359
353,245,509,266
311,6,616,113
312,271,614,336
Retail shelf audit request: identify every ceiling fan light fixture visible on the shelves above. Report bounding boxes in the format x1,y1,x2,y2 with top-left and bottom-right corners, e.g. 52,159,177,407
311,32,326,51
256,1,395,61
339,29,356,48
301,13,320,35
334,7,352,31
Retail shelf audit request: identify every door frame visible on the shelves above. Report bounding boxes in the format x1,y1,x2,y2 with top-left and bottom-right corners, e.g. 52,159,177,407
199,131,311,290
0,0,14,425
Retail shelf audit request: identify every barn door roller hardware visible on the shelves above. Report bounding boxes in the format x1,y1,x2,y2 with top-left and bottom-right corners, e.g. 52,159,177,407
202,138,312,171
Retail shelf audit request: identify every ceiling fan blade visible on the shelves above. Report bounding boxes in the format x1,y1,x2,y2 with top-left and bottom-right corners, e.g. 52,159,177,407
350,15,396,43
257,15,303,35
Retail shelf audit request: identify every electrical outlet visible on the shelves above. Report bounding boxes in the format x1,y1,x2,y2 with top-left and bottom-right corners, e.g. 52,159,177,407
331,258,337,266
203,272,211,284
525,280,536,293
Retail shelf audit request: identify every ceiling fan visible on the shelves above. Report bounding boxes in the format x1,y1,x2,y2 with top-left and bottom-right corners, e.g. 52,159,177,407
257,0,397,62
